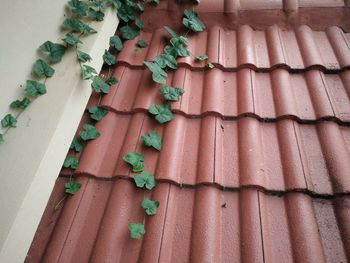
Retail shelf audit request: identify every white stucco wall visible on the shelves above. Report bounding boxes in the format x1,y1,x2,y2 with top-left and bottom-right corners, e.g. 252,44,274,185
0,1,118,262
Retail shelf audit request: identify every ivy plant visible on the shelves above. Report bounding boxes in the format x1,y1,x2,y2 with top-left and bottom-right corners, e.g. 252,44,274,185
103,49,116,65
144,61,167,84
63,155,80,169
39,41,67,63
80,124,100,141
91,76,110,93
70,137,84,152
134,171,156,190
1,114,17,128
142,198,160,215
160,86,184,101
77,50,92,62
148,104,174,123
33,59,55,78
123,152,144,172
89,106,108,121
141,130,162,151
182,9,205,32
24,80,47,97
128,223,145,239
110,35,124,51
10,98,31,109
65,179,81,195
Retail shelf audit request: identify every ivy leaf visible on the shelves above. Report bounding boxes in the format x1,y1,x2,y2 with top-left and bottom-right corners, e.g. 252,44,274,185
148,104,173,124
164,42,189,58
63,18,97,34
141,130,162,151
39,41,66,63
120,25,140,40
136,40,148,48
77,50,92,62
108,0,121,8
164,26,189,45
134,171,156,189
110,35,124,51
143,61,167,84
155,54,177,69
164,26,178,38
117,4,136,22
92,0,107,10
103,50,116,66
68,0,88,16
24,80,47,97
1,114,17,128
106,76,118,85
134,18,144,29
123,152,144,172
87,8,105,21
81,65,97,80
62,33,82,46
65,179,81,195
91,76,110,94
207,63,215,69
128,223,145,239
70,137,84,152
33,59,55,78
63,155,80,169
160,86,184,101
183,9,205,32
142,198,160,215
0,134,3,144
10,98,31,109
80,124,100,141
89,106,108,121
195,55,208,61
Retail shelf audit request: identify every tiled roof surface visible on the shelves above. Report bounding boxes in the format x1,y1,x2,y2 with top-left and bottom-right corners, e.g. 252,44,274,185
27,1,350,262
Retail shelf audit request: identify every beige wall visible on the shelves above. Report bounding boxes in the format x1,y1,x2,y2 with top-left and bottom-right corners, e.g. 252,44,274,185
0,1,118,262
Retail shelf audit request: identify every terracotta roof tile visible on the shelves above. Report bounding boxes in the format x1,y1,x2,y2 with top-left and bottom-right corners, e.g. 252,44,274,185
118,26,350,70
27,1,350,261
102,66,350,122
27,178,350,263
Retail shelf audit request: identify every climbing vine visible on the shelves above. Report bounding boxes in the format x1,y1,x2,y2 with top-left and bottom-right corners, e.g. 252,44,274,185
1,0,205,240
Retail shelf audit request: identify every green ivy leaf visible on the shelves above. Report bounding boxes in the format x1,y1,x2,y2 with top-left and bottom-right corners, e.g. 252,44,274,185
0,134,3,144
62,33,82,46
92,0,107,10
81,65,97,80
123,152,144,172
77,50,92,62
89,106,108,121
134,18,144,29
106,76,118,85
136,40,148,48
63,155,80,169
128,223,145,239
164,41,189,58
108,0,121,8
1,114,17,128
103,50,116,66
63,18,97,34
65,179,81,195
110,35,124,51
39,41,67,63
207,63,215,69
195,55,208,61
142,198,160,215
24,80,47,97
183,9,205,32
70,137,84,152
120,25,140,40
155,54,177,69
143,61,167,84
164,26,178,38
160,86,184,101
148,104,173,124
80,124,100,141
87,8,105,21
141,130,162,151
68,0,88,16
117,4,136,22
91,76,110,94
163,26,189,45
10,98,31,109
134,171,156,189
33,59,55,78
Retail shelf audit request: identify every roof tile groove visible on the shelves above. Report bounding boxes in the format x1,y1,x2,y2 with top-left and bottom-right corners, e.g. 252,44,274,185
26,178,350,263
117,26,350,70
101,66,350,122
60,112,350,195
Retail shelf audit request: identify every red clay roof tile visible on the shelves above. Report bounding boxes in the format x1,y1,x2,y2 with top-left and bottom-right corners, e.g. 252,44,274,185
27,178,350,263
27,1,350,261
118,26,350,70
101,66,350,122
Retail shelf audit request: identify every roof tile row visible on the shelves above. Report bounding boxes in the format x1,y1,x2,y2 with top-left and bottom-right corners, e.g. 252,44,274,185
26,178,350,263
118,25,350,70
62,112,350,195
102,66,350,122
